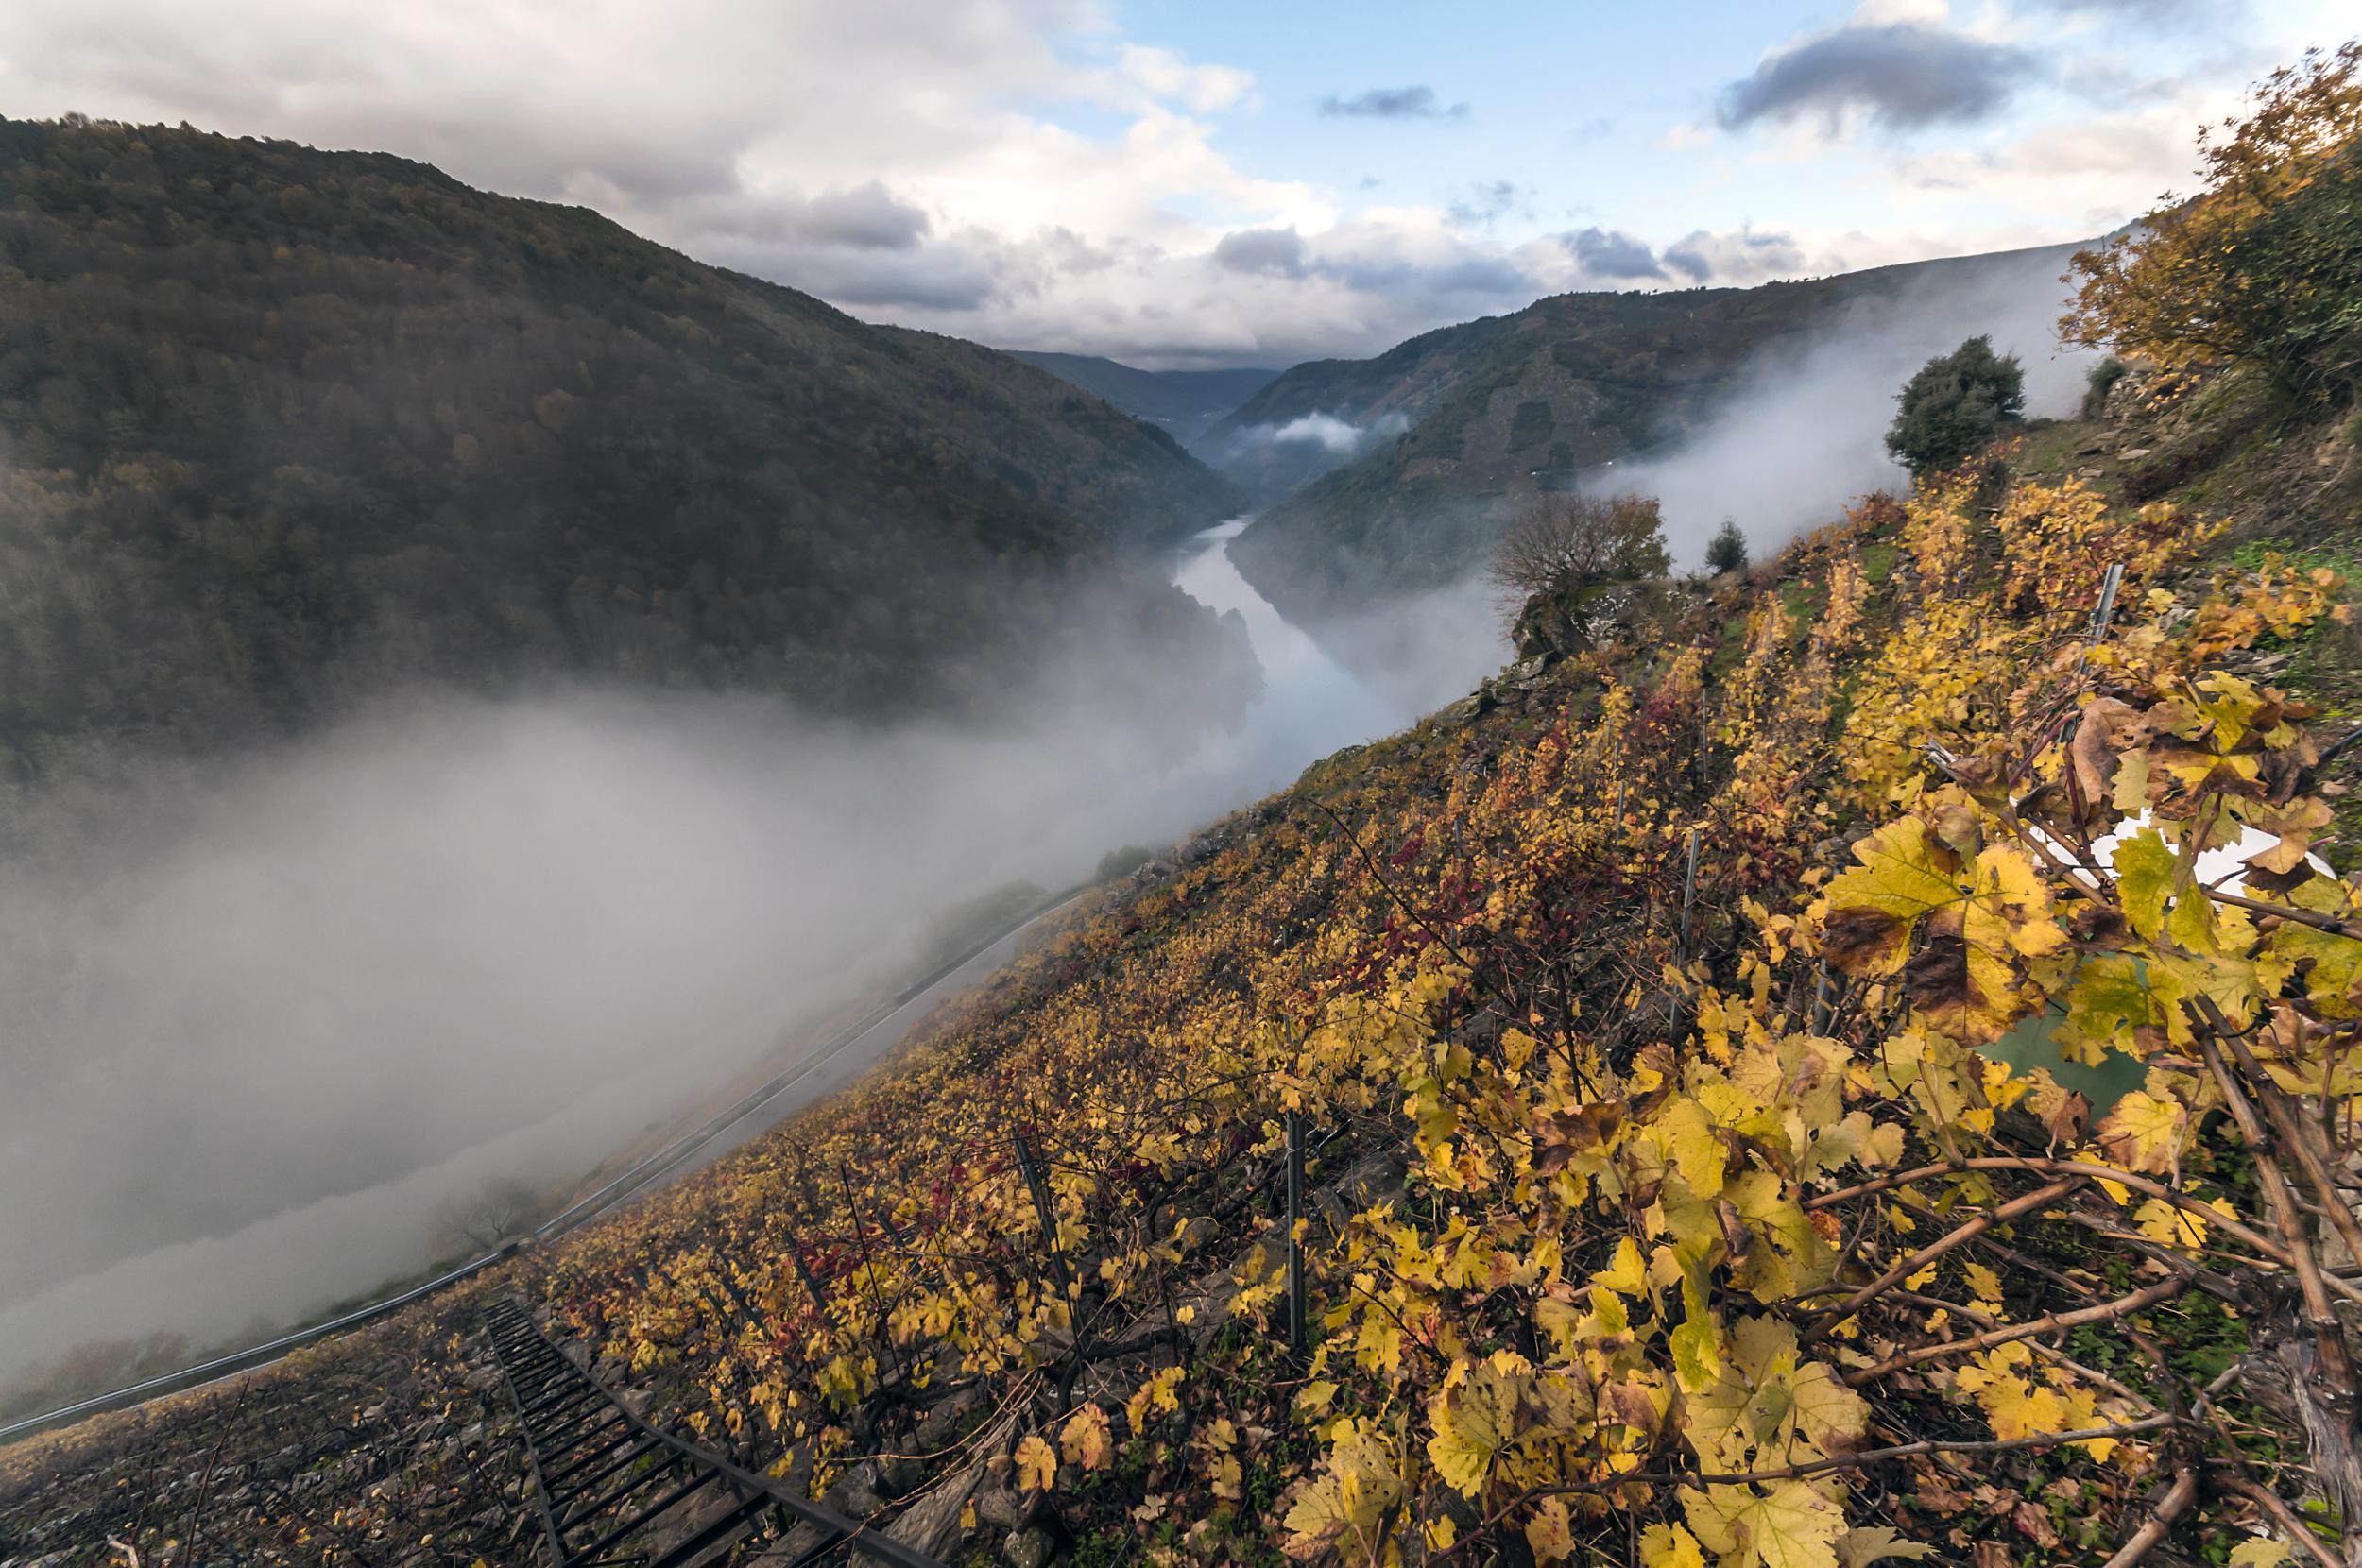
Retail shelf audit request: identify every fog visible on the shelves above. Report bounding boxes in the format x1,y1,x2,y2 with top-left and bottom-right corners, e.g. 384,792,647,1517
1193,409,1414,504
0,551,1444,1388
1587,242,2097,567
1255,411,1413,456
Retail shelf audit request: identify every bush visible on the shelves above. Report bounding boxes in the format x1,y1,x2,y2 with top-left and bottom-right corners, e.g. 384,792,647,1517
1885,335,2026,478
1094,844,1156,883
2064,43,2362,404
1488,492,1670,610
2080,356,2129,419
1703,519,1749,575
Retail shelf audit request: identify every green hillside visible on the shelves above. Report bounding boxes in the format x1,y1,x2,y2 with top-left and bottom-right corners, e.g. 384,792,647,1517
0,116,1250,774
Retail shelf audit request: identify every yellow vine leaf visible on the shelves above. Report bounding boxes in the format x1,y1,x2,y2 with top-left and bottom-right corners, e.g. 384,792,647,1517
1683,1479,1847,1568
1280,1424,1403,1561
1641,1521,1708,1568
1527,1497,1578,1563
1060,1403,1112,1471
2095,1090,2187,1175
2110,827,2177,941
1427,1358,1523,1497
1012,1434,1057,1492
1836,1525,1937,1565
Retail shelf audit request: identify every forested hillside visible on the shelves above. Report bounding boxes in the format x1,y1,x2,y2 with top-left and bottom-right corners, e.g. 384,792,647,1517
0,117,1250,775
1217,243,2084,620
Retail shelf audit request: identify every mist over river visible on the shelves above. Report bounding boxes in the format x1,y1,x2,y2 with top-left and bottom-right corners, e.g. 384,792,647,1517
0,517,1507,1394
1169,519,1410,791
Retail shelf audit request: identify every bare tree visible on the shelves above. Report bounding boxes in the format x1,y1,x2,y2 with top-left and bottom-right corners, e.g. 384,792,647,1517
1487,492,1671,611
434,1175,541,1253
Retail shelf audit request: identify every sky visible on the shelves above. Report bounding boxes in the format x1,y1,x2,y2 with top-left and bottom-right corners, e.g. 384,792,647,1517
0,0,2348,366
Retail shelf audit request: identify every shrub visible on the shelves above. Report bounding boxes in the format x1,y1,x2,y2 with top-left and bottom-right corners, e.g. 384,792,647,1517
1703,519,1749,575
1885,335,2026,478
2081,356,2129,418
1094,844,1156,883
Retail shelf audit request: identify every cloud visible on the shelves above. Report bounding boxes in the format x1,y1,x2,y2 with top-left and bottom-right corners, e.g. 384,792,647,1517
1318,85,1467,120
1264,411,1412,452
1212,226,1309,278
1446,179,1526,229
787,180,932,249
1717,21,2041,134
0,0,2277,371
1115,43,1254,113
2029,0,2202,15
1662,224,1808,284
1565,225,1665,280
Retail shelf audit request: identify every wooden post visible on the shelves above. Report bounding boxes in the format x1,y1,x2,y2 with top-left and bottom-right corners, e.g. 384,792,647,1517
1285,1113,1307,1355
1015,1134,1070,1293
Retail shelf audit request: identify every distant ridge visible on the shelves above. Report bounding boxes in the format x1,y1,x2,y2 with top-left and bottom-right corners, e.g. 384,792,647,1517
1213,241,2091,621
0,115,1252,770
1007,351,1281,445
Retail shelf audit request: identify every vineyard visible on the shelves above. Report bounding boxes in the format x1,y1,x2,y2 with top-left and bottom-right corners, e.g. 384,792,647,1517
6,43,2362,1568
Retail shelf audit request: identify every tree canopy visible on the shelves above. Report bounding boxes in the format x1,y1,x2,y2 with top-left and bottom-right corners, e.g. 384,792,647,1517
2063,41,2362,403
1884,335,2026,479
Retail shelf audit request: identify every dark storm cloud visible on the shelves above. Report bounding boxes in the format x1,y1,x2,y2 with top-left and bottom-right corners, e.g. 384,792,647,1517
1319,85,1468,120
1717,22,2040,134
1212,226,1308,278
792,181,932,250
789,245,1001,310
1565,225,1664,280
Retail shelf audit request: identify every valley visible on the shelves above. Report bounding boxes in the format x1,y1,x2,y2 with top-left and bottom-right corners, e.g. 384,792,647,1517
4,26,2360,1568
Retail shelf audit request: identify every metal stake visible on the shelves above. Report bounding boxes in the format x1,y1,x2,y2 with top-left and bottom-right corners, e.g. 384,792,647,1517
1284,1113,1307,1355
1014,1134,1070,1292
1679,826,1701,962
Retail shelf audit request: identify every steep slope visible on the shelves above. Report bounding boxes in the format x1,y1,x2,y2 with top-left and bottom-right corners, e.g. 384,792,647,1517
0,117,1249,770
11,55,2362,1565
9,399,2353,1564
1006,351,1281,445
1220,242,2086,619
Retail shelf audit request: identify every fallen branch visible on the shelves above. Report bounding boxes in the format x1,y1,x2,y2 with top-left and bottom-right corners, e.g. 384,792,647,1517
2100,1466,2199,1568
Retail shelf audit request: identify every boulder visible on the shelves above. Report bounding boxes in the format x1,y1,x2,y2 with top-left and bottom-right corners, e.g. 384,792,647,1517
1004,1525,1056,1568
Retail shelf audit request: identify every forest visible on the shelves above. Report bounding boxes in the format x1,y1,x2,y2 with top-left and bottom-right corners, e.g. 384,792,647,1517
0,116,1252,789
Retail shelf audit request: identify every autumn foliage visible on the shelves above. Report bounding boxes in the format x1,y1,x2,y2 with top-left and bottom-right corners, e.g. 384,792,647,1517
2065,41,2362,401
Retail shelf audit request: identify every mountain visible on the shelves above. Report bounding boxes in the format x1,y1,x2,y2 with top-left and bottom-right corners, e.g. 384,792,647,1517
0,116,1251,777
1216,242,2088,621
1006,351,1281,445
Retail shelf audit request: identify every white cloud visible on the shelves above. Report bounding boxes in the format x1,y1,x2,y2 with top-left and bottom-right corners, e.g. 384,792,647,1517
0,0,2316,365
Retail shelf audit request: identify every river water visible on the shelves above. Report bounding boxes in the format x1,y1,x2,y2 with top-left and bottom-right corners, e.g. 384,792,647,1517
1167,518,1422,795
